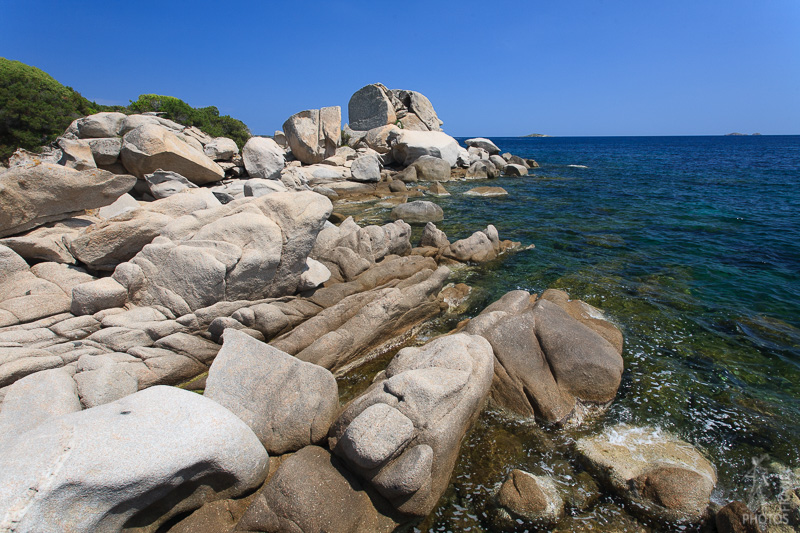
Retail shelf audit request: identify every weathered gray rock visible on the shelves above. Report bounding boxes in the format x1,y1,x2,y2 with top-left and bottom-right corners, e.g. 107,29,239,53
271,265,449,373
74,362,139,408
389,179,407,192
465,137,501,154
0,246,88,329
466,159,499,179
349,84,397,131
121,124,225,184
96,193,138,220
390,130,461,167
576,425,717,524
419,222,449,249
502,153,530,168
364,124,400,154
503,163,528,177
203,137,239,161
0,163,136,238
117,192,332,314
411,155,451,181
350,153,381,182
0,217,93,263
298,257,331,291
76,112,126,138
391,89,443,132
446,226,500,263
0,386,269,533
0,367,80,443
87,137,123,165
243,178,288,197
236,445,399,533
55,137,95,170
66,209,174,270
145,169,199,199
242,136,285,180
426,182,450,197
489,154,508,170
492,470,565,529
390,201,443,224
71,277,128,315
282,107,341,165
205,329,338,454
328,333,494,517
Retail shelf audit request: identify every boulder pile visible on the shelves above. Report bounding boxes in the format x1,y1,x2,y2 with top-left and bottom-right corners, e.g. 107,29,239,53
0,82,722,533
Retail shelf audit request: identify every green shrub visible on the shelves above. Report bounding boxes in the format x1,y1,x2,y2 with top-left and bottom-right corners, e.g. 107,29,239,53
0,57,101,160
0,58,253,161
128,94,251,149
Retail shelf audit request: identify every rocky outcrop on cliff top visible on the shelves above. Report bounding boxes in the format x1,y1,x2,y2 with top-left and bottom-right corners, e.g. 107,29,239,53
348,83,443,133
464,288,624,425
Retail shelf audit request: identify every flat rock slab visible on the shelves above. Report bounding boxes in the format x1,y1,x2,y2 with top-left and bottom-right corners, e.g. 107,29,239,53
464,186,508,197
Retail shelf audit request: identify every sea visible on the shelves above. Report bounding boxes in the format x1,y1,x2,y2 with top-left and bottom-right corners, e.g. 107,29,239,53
338,135,800,531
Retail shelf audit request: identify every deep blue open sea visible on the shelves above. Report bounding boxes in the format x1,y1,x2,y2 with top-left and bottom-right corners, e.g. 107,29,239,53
343,135,800,530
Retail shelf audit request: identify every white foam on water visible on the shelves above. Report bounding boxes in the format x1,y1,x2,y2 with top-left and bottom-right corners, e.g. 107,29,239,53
568,164,589,168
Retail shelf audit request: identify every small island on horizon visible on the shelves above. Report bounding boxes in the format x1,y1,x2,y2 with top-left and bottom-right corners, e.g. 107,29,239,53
523,133,551,137
724,132,762,136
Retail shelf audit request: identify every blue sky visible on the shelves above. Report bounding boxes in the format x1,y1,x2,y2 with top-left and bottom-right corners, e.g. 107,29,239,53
2,0,798,136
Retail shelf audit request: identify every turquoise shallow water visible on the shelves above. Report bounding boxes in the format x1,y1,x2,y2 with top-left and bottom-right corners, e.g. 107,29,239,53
343,136,800,530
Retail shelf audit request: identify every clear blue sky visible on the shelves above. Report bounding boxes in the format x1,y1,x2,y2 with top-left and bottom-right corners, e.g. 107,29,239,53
2,0,799,136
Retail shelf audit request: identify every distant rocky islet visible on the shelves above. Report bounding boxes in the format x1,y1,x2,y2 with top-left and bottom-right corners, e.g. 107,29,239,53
0,83,741,532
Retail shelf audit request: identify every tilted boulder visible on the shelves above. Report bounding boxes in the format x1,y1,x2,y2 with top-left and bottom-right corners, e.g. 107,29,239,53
349,84,397,131
328,333,494,518
144,169,198,199
204,136,239,161
75,112,127,138
0,386,268,533
242,136,286,180
205,329,339,455
282,107,341,165
391,89,443,132
445,225,501,263
464,290,624,425
411,155,451,181
389,130,461,167
120,124,225,184
576,425,717,524
465,137,501,154
271,265,450,373
0,163,136,238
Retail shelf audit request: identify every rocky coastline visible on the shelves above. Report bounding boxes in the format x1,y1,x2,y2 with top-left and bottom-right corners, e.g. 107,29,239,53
0,83,782,532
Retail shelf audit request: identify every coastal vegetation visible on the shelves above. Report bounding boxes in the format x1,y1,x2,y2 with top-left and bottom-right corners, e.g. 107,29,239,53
0,58,250,161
